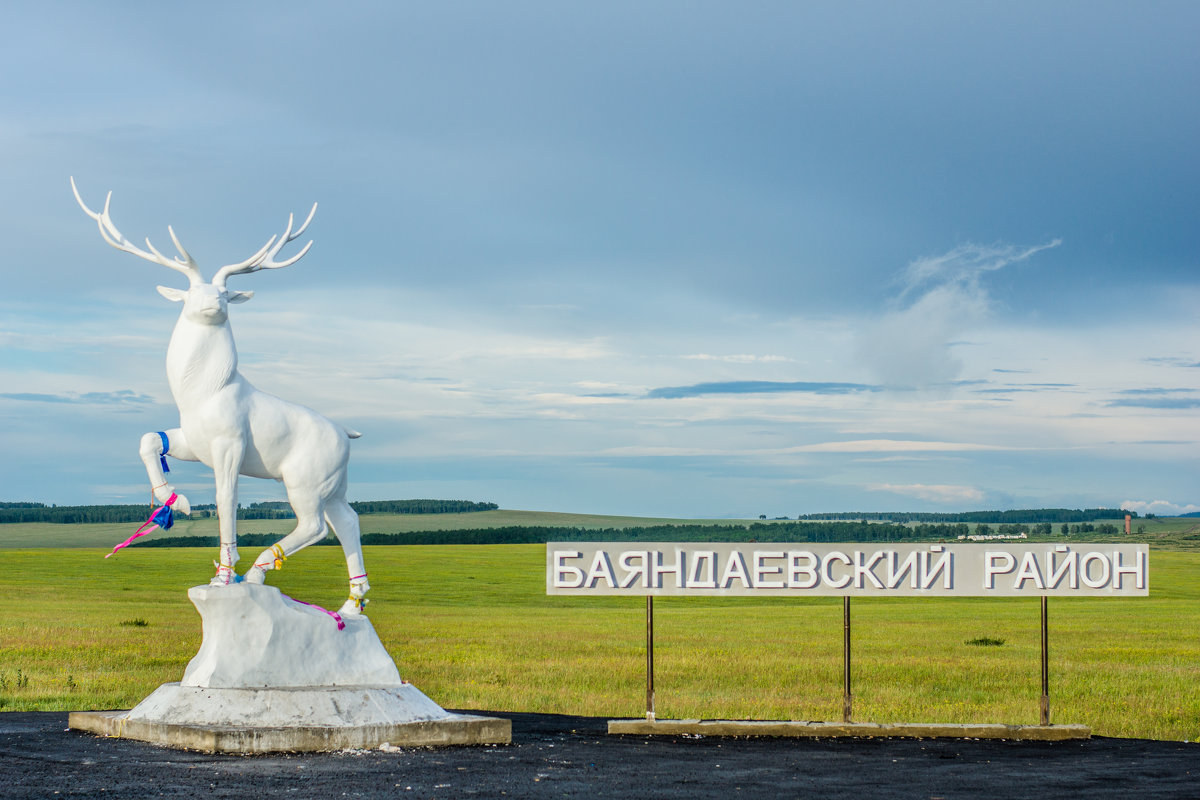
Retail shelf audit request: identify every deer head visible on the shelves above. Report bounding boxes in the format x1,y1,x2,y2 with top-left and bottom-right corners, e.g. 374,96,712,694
70,177,316,326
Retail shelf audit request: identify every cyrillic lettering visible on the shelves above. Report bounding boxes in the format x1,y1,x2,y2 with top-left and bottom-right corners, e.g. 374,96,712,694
1112,549,1145,590
688,551,717,589
754,551,786,589
618,550,649,589
650,550,684,589
1013,551,1045,590
553,550,585,588
1048,546,1077,589
886,550,920,589
854,550,885,589
584,550,618,589
720,550,752,589
921,546,952,590
984,551,1015,589
1080,552,1111,588
787,551,818,589
822,551,852,589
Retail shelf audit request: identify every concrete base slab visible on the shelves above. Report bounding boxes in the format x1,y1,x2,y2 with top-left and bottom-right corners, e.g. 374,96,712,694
117,682,453,728
607,718,1090,741
70,708,510,753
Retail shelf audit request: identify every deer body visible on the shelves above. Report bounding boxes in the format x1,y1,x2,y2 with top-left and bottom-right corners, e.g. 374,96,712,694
73,179,369,614
164,304,351,486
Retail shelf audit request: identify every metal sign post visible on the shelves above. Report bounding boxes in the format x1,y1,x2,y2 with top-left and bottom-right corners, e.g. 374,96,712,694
1040,596,1050,725
646,596,656,721
843,597,852,723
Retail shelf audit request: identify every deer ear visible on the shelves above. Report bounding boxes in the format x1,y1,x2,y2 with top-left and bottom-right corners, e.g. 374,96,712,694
157,286,187,303
226,290,254,304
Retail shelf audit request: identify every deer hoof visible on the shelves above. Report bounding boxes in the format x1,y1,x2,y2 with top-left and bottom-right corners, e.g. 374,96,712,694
209,564,237,586
242,565,267,585
152,487,191,516
337,596,367,617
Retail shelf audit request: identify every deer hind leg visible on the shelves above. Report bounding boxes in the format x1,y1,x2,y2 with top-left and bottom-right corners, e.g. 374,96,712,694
325,499,370,616
139,428,195,515
242,490,328,586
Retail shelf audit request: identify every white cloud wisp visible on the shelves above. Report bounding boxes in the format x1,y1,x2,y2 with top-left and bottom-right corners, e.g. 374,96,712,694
856,240,1062,388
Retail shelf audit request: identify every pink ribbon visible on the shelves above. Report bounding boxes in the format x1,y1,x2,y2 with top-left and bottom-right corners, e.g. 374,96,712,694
106,493,177,558
285,595,345,630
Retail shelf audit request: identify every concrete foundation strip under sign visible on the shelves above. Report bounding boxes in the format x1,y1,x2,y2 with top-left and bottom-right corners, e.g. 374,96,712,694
606,719,1090,740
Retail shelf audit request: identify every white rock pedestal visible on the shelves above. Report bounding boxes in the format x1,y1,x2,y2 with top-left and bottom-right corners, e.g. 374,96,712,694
70,584,510,753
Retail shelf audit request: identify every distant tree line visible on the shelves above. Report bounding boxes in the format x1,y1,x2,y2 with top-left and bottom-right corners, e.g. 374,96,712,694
796,508,1133,523
970,522,1123,536
130,521,974,549
0,499,498,524
350,499,498,515
188,499,500,520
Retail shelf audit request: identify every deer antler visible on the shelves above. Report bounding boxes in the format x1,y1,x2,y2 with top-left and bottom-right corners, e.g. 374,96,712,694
212,204,316,290
70,177,204,287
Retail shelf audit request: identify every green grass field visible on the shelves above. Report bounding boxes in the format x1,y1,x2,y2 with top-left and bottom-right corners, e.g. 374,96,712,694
0,544,1196,741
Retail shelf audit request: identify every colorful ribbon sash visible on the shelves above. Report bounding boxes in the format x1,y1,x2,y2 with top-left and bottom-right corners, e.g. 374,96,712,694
106,493,176,558
286,595,345,630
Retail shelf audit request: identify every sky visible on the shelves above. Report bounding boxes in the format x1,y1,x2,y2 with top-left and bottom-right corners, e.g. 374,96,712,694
1,2,1197,518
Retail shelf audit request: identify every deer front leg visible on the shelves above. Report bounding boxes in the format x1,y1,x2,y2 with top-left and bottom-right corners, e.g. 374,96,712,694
139,429,194,515
208,437,245,586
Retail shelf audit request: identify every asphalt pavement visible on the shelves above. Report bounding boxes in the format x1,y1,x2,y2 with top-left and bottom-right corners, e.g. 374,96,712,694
2,710,1198,799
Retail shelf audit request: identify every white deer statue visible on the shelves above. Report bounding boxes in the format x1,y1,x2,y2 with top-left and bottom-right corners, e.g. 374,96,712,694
71,178,369,616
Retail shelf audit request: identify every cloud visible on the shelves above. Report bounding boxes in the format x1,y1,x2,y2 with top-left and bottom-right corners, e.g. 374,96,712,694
682,353,793,363
789,439,1011,454
976,388,1038,394
1107,397,1200,410
856,240,1061,388
645,381,878,399
0,390,155,406
1109,386,1199,409
531,392,627,406
868,483,986,504
1143,358,1200,369
1116,387,1196,395
1121,499,1200,517
1127,440,1193,446
975,383,1076,394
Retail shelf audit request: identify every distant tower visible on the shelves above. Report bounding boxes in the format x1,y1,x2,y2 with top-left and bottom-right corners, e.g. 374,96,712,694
1124,514,1132,535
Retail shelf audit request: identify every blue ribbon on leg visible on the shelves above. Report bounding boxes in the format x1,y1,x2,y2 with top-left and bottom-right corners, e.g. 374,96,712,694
157,431,170,473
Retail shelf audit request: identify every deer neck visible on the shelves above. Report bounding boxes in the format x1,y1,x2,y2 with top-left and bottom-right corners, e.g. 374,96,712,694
165,315,240,408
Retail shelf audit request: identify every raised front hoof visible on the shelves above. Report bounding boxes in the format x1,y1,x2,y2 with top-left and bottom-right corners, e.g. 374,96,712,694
153,487,191,516
242,565,267,585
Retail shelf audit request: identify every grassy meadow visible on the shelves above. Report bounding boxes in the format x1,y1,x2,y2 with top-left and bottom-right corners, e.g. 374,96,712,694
1,541,1197,741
